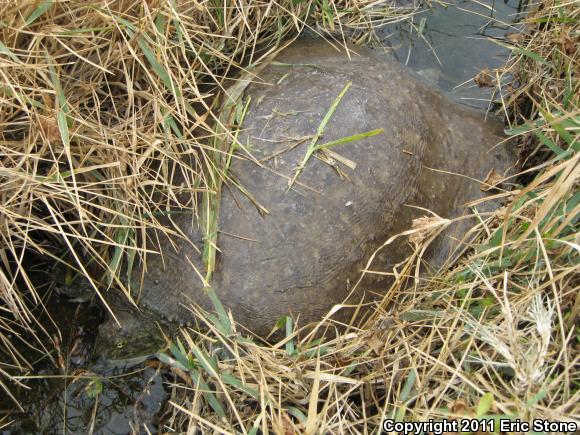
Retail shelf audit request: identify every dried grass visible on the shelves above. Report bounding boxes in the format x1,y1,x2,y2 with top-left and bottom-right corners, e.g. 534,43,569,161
0,0,422,412
158,1,579,432
1,0,578,431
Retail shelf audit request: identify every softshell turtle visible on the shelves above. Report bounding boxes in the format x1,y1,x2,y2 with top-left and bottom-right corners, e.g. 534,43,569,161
90,38,515,357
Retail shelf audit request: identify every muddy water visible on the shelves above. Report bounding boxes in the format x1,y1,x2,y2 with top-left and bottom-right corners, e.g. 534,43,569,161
7,364,166,434
0,280,169,434
2,1,523,433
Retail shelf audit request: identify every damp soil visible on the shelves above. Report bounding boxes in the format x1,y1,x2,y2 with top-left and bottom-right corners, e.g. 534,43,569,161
1,1,525,433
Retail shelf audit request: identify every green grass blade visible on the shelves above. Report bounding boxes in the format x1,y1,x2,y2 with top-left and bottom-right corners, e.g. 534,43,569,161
221,373,260,399
312,81,352,144
542,113,578,149
56,110,69,147
312,128,384,152
286,406,307,422
25,0,53,26
154,12,166,36
46,57,71,145
206,286,232,335
169,343,193,370
534,130,565,156
137,38,174,92
189,344,254,417
514,46,551,66
399,369,416,402
526,389,548,407
0,41,19,62
190,343,219,375
157,351,187,370
488,38,551,67
288,81,352,188
190,370,226,418
163,113,184,139
108,227,130,285
201,82,254,280
476,392,494,417
285,316,295,356
505,121,540,136
55,26,113,35
0,85,44,109
160,349,225,417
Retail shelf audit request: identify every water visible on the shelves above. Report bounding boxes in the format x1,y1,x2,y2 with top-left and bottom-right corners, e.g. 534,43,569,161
382,0,524,110
1,1,524,432
0,290,169,434
5,366,167,434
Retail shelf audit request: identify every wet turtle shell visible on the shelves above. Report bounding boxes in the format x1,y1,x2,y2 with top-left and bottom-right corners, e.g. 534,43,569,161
101,38,515,344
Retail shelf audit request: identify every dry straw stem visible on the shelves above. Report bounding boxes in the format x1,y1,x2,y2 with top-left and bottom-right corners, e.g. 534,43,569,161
0,0,422,407
159,1,578,432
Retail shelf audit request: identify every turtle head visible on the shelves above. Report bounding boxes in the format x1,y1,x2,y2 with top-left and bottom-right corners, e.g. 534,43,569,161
51,261,97,303
93,302,167,361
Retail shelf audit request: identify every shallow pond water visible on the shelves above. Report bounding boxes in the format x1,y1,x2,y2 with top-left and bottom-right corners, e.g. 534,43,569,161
383,0,523,109
2,1,524,433
6,365,167,434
